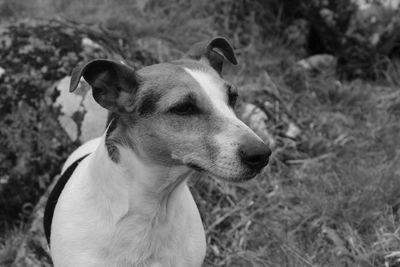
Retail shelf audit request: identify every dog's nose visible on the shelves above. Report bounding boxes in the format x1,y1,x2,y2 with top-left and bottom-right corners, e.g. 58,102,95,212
239,138,271,170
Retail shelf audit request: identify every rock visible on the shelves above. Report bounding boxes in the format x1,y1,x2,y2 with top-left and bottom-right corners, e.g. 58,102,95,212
79,82,109,141
0,66,4,77
285,122,302,139
283,64,309,92
53,77,83,141
296,54,337,73
284,54,337,92
81,37,102,50
53,76,108,143
238,102,275,148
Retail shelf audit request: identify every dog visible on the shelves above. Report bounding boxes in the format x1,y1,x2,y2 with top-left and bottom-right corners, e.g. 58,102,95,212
43,37,271,267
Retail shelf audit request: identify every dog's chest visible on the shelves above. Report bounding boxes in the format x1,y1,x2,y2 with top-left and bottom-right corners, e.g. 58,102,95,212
51,170,206,267
106,186,206,267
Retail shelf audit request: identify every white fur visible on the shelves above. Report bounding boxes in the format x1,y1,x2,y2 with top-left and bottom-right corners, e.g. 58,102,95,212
184,68,237,120
61,137,101,173
51,135,206,267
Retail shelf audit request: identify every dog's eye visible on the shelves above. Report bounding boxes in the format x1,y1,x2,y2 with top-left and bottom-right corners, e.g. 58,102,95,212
228,92,238,107
169,102,199,116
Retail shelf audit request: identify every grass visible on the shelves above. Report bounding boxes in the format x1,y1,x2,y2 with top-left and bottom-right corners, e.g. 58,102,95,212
0,225,25,266
1,0,400,266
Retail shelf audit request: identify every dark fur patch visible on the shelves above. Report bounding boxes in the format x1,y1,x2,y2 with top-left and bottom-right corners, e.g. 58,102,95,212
105,117,139,163
137,91,161,116
186,162,205,172
106,112,118,126
105,118,120,162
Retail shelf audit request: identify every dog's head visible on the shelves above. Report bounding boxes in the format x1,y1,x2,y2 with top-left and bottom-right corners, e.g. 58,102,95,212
70,37,271,182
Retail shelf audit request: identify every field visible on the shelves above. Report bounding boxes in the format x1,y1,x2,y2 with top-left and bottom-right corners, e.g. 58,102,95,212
1,0,400,266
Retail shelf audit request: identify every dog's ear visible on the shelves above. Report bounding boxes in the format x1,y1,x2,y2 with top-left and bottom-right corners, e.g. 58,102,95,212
70,59,139,114
187,36,238,74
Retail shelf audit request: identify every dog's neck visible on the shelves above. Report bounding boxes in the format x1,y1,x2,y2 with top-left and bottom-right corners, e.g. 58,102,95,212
88,135,192,223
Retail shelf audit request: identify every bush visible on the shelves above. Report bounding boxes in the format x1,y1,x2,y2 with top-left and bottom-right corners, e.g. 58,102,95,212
215,0,400,79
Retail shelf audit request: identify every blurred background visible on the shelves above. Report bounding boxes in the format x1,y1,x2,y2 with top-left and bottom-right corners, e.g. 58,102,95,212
1,0,400,266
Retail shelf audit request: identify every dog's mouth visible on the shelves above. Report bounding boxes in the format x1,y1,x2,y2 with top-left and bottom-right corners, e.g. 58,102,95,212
186,162,206,172
184,161,260,182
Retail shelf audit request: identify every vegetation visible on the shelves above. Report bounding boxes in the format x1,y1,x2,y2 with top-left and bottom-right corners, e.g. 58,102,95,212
0,0,400,266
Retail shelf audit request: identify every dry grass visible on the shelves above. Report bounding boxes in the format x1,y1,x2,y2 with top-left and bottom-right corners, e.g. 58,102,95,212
1,0,400,266
0,225,25,266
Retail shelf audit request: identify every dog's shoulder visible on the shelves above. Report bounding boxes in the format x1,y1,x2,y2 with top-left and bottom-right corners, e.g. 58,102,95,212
44,137,101,245
62,137,101,172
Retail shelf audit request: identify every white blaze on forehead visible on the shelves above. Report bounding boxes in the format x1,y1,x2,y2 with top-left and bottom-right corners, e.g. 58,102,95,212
183,67,264,143
183,67,236,119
